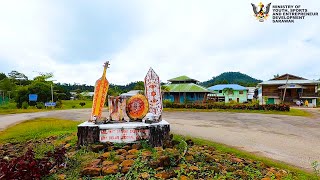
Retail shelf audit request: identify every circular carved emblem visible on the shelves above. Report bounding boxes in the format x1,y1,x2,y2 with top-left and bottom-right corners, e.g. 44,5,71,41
126,94,149,120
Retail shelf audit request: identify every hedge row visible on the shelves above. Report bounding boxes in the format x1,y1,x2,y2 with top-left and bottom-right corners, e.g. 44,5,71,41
164,102,290,111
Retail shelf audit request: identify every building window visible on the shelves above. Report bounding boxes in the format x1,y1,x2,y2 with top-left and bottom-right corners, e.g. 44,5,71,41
239,91,243,94
219,90,222,93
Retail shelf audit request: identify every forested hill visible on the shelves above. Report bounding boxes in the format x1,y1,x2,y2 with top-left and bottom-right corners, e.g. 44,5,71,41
56,81,143,94
200,72,262,87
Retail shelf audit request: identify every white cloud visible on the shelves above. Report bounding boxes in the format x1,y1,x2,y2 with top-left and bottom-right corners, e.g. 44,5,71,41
0,0,319,86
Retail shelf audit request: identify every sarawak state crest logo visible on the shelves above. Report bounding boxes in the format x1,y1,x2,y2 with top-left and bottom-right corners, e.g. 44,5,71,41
251,2,271,22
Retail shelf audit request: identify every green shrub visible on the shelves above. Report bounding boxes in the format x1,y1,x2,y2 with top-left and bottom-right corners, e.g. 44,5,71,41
165,102,290,111
72,105,76,108
56,100,63,108
163,99,173,108
0,103,16,110
228,100,237,104
36,102,45,109
21,101,29,109
79,102,86,107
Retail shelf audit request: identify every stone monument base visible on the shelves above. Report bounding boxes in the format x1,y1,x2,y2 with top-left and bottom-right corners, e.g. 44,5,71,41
77,120,170,147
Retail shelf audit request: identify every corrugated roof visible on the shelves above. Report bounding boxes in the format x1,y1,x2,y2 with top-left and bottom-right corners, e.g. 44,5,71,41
120,90,141,97
168,75,198,82
165,83,209,92
208,84,247,91
271,74,306,80
259,80,320,85
80,92,95,96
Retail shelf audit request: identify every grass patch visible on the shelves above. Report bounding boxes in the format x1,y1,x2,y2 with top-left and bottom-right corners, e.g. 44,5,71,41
174,134,319,180
51,146,101,179
0,118,79,143
0,108,49,115
164,108,312,117
34,143,55,159
0,100,94,115
61,100,93,109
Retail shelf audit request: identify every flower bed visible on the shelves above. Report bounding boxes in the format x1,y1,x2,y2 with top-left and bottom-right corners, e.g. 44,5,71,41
164,102,290,111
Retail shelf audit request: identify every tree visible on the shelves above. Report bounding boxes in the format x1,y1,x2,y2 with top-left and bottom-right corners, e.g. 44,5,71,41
54,85,71,100
33,72,54,82
28,82,52,102
8,70,29,85
223,88,234,95
0,78,16,93
14,86,29,108
273,74,280,78
133,81,145,90
14,82,52,108
8,70,28,80
0,73,7,81
221,79,229,84
161,85,170,93
108,87,122,96
223,88,234,102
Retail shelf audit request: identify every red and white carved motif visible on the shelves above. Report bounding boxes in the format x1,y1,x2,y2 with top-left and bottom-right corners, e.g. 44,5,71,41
144,68,163,119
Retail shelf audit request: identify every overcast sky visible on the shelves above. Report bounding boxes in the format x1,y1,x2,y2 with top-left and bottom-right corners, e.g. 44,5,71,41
0,0,319,85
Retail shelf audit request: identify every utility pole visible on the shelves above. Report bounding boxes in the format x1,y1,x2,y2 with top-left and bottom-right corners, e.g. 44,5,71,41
282,74,289,103
51,83,53,102
51,80,57,109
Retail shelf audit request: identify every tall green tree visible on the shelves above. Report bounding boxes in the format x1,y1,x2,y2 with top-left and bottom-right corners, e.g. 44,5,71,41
273,74,280,78
33,72,54,82
13,72,55,108
0,78,16,93
8,70,28,80
0,73,7,81
223,88,234,102
14,86,29,108
133,81,145,90
108,86,122,96
8,70,29,85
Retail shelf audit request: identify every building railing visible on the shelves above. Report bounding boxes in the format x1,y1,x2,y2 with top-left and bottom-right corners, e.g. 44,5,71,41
299,93,319,97
262,92,280,97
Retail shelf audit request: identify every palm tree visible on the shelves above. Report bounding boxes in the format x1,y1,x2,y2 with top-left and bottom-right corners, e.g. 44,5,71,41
222,88,234,102
161,85,170,93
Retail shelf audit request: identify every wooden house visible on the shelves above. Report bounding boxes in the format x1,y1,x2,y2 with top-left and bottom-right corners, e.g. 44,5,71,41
258,74,319,107
163,75,210,103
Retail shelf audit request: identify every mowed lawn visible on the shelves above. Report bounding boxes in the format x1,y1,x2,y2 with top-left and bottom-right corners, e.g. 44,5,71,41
0,118,79,143
61,100,93,109
0,100,93,115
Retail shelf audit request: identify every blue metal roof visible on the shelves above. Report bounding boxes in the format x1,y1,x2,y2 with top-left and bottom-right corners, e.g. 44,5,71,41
208,84,247,91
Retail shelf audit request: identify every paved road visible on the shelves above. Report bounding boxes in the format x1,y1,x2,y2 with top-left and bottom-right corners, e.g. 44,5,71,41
164,110,320,171
0,108,319,170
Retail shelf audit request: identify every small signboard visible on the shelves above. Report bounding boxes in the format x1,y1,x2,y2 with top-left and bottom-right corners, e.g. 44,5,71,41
45,102,56,107
29,94,38,101
100,128,150,143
